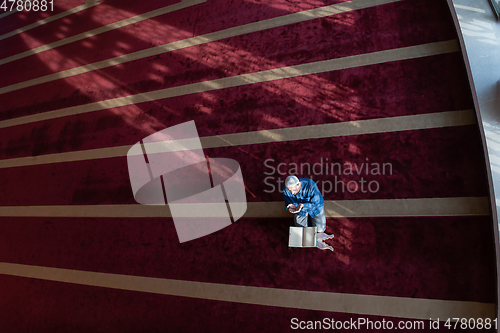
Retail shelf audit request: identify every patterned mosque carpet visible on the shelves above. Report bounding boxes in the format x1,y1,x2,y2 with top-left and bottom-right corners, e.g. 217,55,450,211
0,0,497,331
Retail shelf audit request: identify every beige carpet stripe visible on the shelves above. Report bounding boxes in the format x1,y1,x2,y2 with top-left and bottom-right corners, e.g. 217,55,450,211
0,197,490,217
0,40,459,130
0,0,206,66
0,262,495,320
0,110,475,169
0,10,16,19
0,0,401,94
0,3,100,42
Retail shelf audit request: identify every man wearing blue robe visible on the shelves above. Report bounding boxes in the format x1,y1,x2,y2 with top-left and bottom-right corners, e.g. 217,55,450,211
283,175,334,250
282,176,326,232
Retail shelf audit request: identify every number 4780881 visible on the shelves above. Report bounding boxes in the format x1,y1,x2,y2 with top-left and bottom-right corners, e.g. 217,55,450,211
444,318,498,330
1,0,54,12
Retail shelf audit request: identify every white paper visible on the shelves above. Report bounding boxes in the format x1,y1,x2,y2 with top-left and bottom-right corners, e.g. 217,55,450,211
303,227,317,247
288,227,303,247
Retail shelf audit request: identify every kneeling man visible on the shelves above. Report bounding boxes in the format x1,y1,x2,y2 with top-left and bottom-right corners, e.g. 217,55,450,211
283,175,334,250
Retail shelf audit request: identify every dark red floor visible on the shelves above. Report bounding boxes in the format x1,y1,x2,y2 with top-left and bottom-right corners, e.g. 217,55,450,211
0,0,496,331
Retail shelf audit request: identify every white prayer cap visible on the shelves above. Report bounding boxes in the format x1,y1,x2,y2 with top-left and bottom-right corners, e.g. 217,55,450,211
285,175,300,187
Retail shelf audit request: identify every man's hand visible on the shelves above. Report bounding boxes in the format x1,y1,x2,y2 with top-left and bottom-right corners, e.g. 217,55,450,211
287,204,303,214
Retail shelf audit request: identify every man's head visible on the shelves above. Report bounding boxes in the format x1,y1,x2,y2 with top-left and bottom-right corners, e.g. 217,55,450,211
285,175,301,195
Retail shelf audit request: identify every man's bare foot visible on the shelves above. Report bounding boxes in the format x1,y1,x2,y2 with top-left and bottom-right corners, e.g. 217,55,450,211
317,232,334,251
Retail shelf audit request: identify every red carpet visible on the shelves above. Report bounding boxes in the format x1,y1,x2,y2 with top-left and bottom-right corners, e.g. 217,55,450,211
0,215,495,301
0,0,497,331
0,0,84,36
0,54,475,157
0,126,490,205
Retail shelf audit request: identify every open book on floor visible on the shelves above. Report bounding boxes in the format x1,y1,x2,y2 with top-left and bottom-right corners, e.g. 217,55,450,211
288,226,317,248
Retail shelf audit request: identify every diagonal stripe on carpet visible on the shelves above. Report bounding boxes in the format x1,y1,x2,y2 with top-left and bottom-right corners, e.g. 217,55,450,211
0,10,16,19
0,109,475,168
0,197,489,217
0,2,100,41
0,262,495,320
0,40,459,129
0,0,206,65
0,0,401,93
